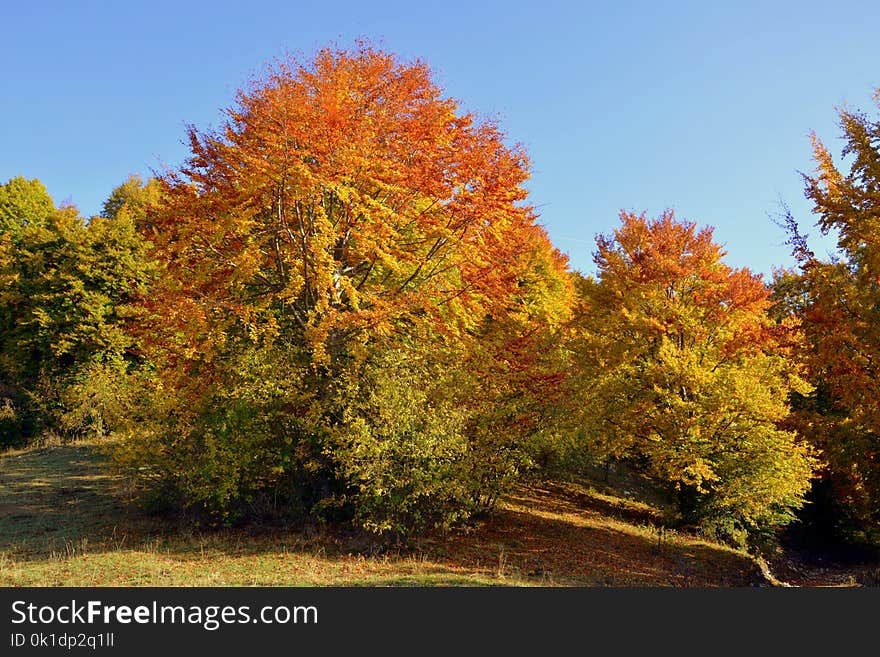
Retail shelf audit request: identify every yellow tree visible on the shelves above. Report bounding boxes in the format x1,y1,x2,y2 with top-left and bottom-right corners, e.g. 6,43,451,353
573,210,815,543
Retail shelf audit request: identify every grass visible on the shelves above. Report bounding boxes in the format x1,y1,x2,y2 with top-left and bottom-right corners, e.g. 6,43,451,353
0,438,770,586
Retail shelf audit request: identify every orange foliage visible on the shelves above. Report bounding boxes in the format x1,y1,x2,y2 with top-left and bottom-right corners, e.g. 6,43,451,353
590,210,775,360
142,43,555,371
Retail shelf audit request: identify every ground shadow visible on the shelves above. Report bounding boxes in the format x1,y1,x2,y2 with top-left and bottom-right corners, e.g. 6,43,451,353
417,484,763,587
1,442,764,586
0,442,162,557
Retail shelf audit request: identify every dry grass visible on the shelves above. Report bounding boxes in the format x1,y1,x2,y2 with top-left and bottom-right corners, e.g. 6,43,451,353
0,439,769,586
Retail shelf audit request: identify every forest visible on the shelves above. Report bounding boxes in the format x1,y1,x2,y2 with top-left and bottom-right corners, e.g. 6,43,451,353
2,44,879,585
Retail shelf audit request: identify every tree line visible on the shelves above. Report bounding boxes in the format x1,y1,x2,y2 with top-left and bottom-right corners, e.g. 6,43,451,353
1,45,878,549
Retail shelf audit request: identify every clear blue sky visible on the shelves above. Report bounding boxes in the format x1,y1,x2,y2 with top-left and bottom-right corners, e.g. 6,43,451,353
2,0,878,277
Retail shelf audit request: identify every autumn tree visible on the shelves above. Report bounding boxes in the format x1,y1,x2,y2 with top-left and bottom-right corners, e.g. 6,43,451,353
322,224,573,534
779,90,880,543
101,174,163,224
455,225,574,505
0,177,154,446
572,210,815,544
0,176,54,237
116,44,571,534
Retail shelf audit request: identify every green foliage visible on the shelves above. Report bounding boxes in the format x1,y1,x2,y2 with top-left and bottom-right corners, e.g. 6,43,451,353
0,176,54,237
0,176,155,447
101,174,162,227
111,344,323,522
326,346,473,537
57,357,138,439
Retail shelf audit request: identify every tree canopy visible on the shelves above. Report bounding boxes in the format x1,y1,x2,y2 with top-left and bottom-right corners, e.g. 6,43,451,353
0,176,154,445
3,45,876,552
780,90,880,542
144,44,546,370
571,210,815,543
0,176,54,237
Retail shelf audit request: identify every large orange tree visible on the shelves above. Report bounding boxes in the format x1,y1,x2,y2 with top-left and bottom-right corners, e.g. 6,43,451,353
116,44,571,533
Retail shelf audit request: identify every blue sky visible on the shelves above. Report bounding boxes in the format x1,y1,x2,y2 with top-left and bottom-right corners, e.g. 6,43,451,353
2,0,878,277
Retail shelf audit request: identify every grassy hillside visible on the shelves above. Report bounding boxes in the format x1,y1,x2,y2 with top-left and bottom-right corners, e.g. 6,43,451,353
0,438,827,587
